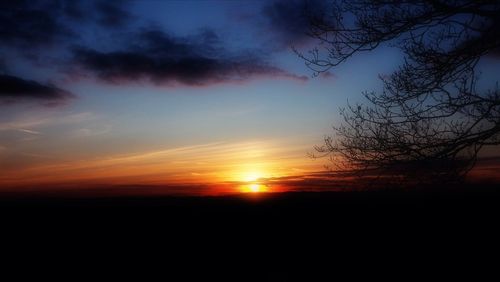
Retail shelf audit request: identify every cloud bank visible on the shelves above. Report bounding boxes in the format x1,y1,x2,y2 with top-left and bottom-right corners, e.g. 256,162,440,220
72,28,307,86
0,1,131,50
0,75,73,106
0,0,310,101
262,0,327,48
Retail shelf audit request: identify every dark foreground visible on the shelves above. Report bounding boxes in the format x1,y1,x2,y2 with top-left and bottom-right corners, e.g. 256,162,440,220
1,186,499,280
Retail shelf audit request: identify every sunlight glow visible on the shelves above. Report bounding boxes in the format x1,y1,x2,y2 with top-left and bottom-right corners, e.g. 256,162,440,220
240,183,268,193
242,171,263,182
249,184,261,192
236,168,270,193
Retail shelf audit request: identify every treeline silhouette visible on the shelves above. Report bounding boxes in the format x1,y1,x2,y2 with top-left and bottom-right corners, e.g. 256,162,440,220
298,0,500,184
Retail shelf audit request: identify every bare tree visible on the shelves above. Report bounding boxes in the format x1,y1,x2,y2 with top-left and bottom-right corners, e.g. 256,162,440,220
299,0,500,184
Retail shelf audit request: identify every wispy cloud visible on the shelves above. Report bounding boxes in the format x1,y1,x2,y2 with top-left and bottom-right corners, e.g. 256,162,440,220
0,111,99,147
0,111,96,132
0,139,320,187
16,128,42,135
67,125,111,139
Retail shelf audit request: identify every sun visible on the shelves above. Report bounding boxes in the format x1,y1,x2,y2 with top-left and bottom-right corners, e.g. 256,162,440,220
234,168,272,193
241,183,267,193
249,184,261,192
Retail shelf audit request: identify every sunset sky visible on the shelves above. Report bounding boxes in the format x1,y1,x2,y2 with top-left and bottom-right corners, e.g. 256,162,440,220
1,0,499,194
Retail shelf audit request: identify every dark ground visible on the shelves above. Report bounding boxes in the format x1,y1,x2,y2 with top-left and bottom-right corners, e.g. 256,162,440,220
1,185,499,280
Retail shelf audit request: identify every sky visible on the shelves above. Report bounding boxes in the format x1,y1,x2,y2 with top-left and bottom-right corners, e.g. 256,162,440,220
1,0,499,195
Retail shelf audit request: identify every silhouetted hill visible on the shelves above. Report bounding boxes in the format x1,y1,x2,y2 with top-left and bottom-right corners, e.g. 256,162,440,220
1,185,498,281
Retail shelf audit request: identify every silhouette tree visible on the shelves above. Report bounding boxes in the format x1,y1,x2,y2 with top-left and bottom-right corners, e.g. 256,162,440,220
299,0,500,184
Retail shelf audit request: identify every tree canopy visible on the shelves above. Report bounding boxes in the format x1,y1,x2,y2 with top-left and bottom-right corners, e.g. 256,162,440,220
300,0,500,184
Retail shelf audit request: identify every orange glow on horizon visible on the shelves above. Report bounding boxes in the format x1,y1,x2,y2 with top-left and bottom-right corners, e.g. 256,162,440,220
239,183,269,193
232,167,271,193
0,140,322,189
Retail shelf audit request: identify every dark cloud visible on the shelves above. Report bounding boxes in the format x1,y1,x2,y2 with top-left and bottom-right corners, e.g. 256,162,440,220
94,1,132,28
1,1,307,88
72,28,307,86
0,74,74,106
0,57,6,73
262,0,327,47
0,0,131,50
58,0,131,26
62,1,86,21
0,1,73,49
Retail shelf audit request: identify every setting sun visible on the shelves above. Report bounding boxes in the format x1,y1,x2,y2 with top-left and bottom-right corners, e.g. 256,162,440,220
249,184,261,192
240,183,268,193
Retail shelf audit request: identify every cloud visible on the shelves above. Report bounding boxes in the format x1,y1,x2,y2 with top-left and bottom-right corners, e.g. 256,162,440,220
0,57,7,72
1,1,308,88
0,1,73,49
17,129,42,135
72,28,307,86
262,0,327,48
0,74,74,106
93,1,132,28
0,112,96,131
0,0,131,51
67,124,111,139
